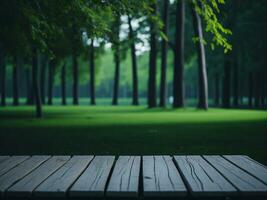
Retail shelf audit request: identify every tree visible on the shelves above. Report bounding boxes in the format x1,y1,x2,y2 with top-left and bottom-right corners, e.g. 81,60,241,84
173,0,185,108
148,1,158,108
89,39,96,105
190,0,232,110
40,55,47,104
159,0,169,107
12,55,19,105
112,16,121,106
47,59,56,105
32,47,42,118
61,63,66,105
128,16,139,106
0,46,6,106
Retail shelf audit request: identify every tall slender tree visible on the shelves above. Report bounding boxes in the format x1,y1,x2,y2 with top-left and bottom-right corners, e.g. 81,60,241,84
32,47,42,118
148,1,158,108
72,29,79,105
159,0,169,107
40,55,47,104
112,16,121,106
89,39,96,105
173,0,185,108
128,16,139,106
12,55,19,105
61,63,66,105
0,47,6,107
192,3,208,109
47,59,55,105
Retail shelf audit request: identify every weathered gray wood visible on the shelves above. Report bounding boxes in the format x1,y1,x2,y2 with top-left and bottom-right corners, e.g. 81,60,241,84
7,156,70,197
224,155,267,185
174,156,237,196
0,156,29,176
69,156,115,197
204,156,267,195
107,156,140,197
0,156,49,196
34,155,93,197
0,156,9,164
143,156,187,197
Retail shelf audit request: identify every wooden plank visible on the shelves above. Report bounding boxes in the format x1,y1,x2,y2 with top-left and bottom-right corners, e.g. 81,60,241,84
69,156,115,197
7,156,70,197
34,155,93,198
0,156,9,164
0,156,49,196
143,156,187,197
0,156,29,176
106,156,140,197
224,155,267,185
174,156,237,197
204,156,267,195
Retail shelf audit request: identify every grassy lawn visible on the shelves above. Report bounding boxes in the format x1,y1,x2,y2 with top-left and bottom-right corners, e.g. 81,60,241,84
0,105,267,164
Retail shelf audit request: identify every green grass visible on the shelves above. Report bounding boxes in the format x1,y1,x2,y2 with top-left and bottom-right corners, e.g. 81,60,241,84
0,105,267,164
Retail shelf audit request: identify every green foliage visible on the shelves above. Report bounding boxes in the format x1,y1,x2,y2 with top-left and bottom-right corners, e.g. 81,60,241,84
191,0,232,52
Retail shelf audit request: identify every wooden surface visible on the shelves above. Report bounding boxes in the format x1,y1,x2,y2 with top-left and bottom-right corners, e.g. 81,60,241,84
69,156,115,197
7,156,70,197
0,156,29,176
174,156,237,196
107,156,141,197
34,155,93,197
0,155,266,198
204,155,267,194
0,156,49,196
224,155,267,185
0,156,9,164
143,156,187,197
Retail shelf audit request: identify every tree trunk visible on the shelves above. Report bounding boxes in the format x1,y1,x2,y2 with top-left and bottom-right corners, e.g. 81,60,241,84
233,52,239,107
89,40,96,105
0,47,6,106
254,71,260,108
112,16,121,106
128,16,139,106
223,55,231,108
72,53,78,105
47,60,55,105
260,73,265,107
12,55,19,106
248,72,253,108
61,64,66,105
173,0,185,108
192,5,208,110
159,0,169,107
148,2,157,108
32,47,42,118
40,55,47,104
112,50,120,105
214,73,220,106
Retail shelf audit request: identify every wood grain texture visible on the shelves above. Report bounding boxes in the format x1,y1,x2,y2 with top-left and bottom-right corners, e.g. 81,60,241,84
224,155,267,185
143,156,187,197
69,156,115,197
0,156,9,164
34,155,93,197
0,156,29,176
107,156,140,197
174,156,236,197
7,156,70,197
0,156,49,196
204,156,267,195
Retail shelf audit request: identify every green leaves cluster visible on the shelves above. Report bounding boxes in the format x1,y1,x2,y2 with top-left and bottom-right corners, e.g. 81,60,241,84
191,0,232,53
